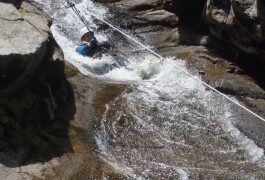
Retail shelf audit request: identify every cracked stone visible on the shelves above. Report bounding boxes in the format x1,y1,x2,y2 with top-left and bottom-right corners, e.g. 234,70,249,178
0,2,48,95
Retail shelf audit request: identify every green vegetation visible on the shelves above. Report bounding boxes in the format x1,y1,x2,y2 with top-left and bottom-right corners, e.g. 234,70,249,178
19,7,29,15
69,124,96,148
0,97,58,155
64,64,79,78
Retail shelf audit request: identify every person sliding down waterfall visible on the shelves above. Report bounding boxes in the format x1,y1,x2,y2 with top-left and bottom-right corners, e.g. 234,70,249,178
76,28,110,57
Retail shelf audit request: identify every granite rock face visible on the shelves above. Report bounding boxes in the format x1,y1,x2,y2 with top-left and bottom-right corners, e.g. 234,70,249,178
0,2,48,95
136,9,178,27
161,0,265,59
204,0,265,59
113,0,160,11
0,0,74,169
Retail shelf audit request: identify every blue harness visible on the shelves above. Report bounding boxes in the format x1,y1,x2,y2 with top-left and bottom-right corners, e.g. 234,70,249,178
76,44,87,55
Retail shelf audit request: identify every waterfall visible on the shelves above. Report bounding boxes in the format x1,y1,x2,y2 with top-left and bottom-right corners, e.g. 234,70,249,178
35,0,265,178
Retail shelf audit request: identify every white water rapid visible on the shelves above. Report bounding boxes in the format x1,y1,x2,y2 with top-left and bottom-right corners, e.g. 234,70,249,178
35,0,265,178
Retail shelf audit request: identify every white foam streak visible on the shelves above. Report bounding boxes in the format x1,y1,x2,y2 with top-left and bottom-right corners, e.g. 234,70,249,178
223,111,264,163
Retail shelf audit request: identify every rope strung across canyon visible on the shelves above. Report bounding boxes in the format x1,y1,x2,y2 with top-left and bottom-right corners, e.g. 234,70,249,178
67,0,92,33
67,0,265,123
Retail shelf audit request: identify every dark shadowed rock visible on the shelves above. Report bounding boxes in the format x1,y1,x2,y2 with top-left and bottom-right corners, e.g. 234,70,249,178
0,2,48,95
163,0,206,26
0,0,22,9
204,0,265,59
215,76,265,99
0,0,75,167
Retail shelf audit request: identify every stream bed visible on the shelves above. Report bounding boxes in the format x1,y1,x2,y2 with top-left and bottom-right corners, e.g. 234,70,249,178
35,0,265,178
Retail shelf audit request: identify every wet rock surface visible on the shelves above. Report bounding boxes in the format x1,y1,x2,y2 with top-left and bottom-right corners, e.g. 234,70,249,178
94,0,265,120
91,0,265,178
112,0,265,112
1,0,265,178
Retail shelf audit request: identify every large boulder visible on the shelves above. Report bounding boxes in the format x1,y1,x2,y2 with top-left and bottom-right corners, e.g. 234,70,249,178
203,0,265,59
0,2,48,95
20,1,52,36
136,9,178,27
0,0,75,170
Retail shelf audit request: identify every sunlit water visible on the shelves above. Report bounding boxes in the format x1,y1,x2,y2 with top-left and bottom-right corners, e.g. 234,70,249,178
35,0,265,178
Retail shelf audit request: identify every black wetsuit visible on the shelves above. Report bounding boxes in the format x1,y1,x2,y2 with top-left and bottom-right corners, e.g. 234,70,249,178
76,37,98,57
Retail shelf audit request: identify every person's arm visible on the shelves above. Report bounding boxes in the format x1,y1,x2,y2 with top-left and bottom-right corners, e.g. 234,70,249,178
84,38,97,56
87,37,97,48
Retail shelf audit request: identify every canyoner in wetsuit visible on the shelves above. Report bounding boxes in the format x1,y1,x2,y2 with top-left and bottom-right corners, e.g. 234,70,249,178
76,28,110,57
76,28,98,57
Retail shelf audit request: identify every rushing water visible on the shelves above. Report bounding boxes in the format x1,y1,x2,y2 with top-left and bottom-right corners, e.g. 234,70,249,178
36,0,265,178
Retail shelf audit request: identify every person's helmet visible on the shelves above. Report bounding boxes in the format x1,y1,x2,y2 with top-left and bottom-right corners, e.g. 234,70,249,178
79,27,88,40
79,27,94,40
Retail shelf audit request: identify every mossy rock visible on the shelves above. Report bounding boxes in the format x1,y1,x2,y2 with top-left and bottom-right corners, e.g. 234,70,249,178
64,63,79,78
93,84,127,115
69,124,96,148
0,97,59,155
19,7,29,15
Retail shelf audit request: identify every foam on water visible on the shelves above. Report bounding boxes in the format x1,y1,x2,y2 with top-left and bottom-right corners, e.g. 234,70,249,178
222,111,265,163
36,0,111,76
102,55,162,81
36,0,164,81
96,55,265,177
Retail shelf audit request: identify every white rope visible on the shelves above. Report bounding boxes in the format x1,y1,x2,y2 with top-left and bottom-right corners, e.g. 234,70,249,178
121,47,154,52
89,13,265,122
